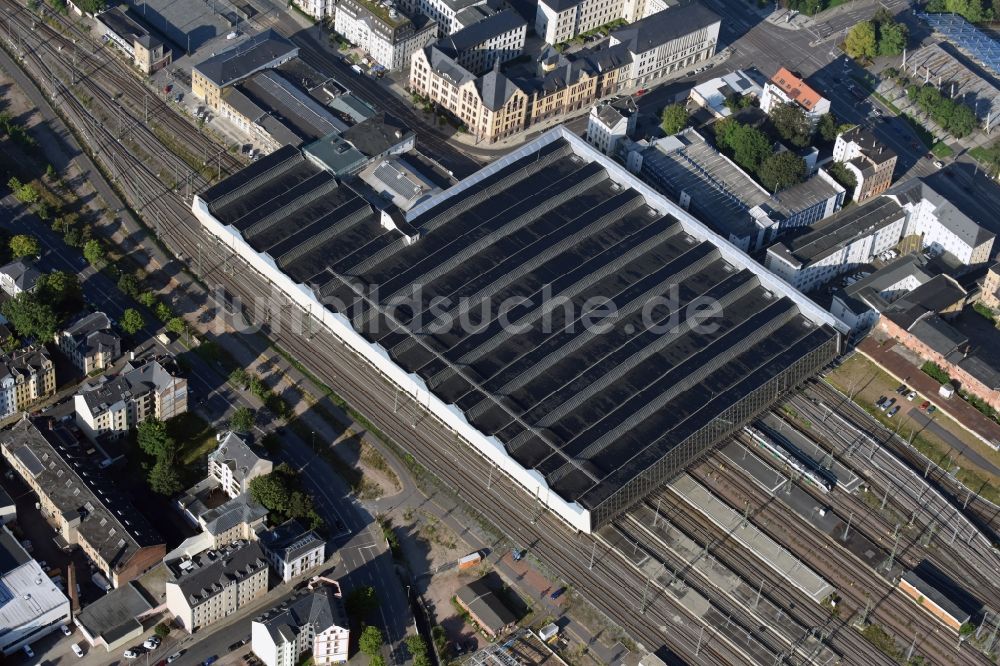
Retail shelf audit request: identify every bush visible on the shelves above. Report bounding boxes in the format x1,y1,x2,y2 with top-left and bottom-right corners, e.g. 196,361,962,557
921,361,951,385
154,622,171,638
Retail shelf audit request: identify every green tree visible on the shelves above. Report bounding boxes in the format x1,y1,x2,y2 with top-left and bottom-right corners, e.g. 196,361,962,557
249,471,292,513
118,273,140,298
155,302,173,322
148,458,183,495
817,113,840,143
37,271,82,317
154,623,171,638
137,418,176,459
757,151,807,193
359,626,384,656
82,239,106,267
948,104,978,138
63,227,83,248
715,120,772,173
76,0,106,11
121,308,145,336
369,657,386,666
1,293,58,341
229,367,250,388
659,104,689,135
346,586,380,620
166,317,186,336
406,635,431,666
844,20,877,60
9,234,40,259
7,177,39,204
827,161,858,199
769,103,812,148
138,291,158,309
876,20,907,56
0,334,19,354
229,405,255,433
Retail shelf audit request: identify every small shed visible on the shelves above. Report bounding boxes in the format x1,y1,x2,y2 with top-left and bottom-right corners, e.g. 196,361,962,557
939,383,955,399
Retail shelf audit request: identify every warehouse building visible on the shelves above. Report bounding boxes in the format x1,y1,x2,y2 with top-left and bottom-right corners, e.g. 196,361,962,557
627,129,845,252
192,126,843,531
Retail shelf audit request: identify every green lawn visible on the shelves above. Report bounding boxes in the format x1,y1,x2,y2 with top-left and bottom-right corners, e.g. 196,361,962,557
931,141,954,158
169,412,217,466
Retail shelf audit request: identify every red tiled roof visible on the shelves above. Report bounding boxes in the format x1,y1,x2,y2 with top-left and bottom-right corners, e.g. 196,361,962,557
771,67,822,111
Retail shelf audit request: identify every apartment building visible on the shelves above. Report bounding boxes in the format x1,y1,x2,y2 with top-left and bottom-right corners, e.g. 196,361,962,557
887,178,995,266
0,418,166,587
0,258,41,297
259,519,325,582
760,67,831,127
0,525,72,655
166,540,270,632
74,356,188,440
833,126,897,203
689,69,763,119
765,196,908,292
437,9,527,74
0,345,56,420
829,254,933,332
95,7,171,75
608,3,721,88
586,97,637,156
55,311,121,375
251,579,350,666
192,30,299,110
334,0,437,70
208,431,273,499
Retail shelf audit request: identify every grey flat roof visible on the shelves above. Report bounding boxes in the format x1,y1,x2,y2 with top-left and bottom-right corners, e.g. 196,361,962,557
640,130,840,241
238,70,348,143
456,578,516,631
611,2,720,54
194,30,298,88
259,519,324,562
76,581,152,642
775,196,905,265
199,133,839,523
341,112,413,157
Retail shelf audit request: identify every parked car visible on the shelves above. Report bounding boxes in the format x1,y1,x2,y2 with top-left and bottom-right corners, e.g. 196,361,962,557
907,391,917,401
934,160,944,168
124,650,139,659
167,652,184,663
919,400,930,411
61,624,72,636
550,587,567,599
896,384,908,394
875,395,887,408
887,405,901,417
72,643,84,658
928,405,937,414
144,636,161,650
203,656,219,666
23,645,34,658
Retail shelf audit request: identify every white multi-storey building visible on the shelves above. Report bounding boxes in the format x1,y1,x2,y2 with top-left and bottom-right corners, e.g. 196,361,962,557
760,67,831,127
74,356,187,440
437,8,527,75
0,258,41,297
608,4,721,88
334,0,437,70
586,98,637,156
252,579,350,666
166,541,269,633
765,197,908,292
888,179,995,266
400,0,493,36
55,311,121,375
259,519,325,582
208,431,273,498
534,0,667,45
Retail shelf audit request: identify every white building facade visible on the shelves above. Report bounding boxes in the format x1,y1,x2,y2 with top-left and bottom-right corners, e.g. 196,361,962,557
251,581,350,666
334,0,437,70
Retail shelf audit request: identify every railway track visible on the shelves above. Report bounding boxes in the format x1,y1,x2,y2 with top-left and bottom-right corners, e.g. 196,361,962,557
693,457,991,665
